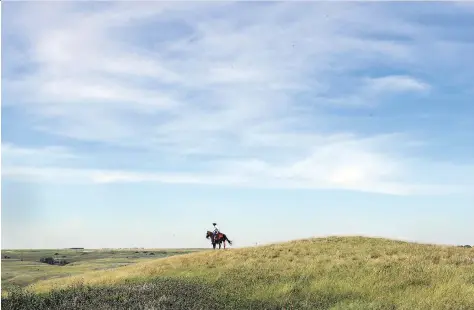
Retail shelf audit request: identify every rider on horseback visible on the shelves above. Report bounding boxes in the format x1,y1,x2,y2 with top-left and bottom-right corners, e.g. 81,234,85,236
212,223,219,240
206,223,232,249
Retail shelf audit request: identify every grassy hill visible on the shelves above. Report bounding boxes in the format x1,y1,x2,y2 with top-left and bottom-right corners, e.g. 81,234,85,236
3,236,474,309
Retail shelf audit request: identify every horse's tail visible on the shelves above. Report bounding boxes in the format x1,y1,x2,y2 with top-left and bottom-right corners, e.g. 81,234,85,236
224,234,232,246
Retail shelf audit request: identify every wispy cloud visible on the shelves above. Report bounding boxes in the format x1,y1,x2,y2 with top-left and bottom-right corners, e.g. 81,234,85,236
3,2,422,143
2,2,474,196
2,143,79,167
365,75,430,94
3,139,473,196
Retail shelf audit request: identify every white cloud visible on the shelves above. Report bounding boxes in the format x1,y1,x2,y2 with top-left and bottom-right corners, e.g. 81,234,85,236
365,75,430,94
2,2,473,196
1,143,79,167
3,2,424,144
3,138,473,196
2,143,76,159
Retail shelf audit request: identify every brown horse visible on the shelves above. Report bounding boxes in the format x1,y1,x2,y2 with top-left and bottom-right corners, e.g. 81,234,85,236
205,231,232,249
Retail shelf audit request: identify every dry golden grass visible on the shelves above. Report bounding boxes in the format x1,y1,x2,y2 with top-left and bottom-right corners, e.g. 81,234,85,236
28,236,474,309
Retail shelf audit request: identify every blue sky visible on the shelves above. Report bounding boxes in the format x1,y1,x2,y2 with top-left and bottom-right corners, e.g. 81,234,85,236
2,2,474,249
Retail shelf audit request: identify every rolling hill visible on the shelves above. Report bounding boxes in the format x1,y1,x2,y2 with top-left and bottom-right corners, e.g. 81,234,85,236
3,236,474,309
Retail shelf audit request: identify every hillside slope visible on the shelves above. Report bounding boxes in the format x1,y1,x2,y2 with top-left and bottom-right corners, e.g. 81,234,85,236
11,236,474,309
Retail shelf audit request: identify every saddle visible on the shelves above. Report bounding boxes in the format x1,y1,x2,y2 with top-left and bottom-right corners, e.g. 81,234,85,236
213,232,223,240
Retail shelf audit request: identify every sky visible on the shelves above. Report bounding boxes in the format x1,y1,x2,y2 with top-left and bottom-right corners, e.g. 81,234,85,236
1,1,474,249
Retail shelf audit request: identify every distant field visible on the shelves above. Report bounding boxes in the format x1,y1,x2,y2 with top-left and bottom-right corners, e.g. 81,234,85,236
2,237,474,309
1,248,205,294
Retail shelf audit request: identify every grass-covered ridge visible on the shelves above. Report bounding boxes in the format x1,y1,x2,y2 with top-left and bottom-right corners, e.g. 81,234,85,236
6,236,474,309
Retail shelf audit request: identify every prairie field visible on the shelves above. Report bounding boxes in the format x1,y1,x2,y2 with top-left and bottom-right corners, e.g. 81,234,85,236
1,248,203,294
2,236,474,309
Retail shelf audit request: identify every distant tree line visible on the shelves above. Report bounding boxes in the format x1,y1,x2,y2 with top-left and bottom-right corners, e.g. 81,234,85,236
39,257,69,266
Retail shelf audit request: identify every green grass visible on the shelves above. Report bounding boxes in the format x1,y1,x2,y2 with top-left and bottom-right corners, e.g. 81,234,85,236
1,248,204,294
3,236,474,309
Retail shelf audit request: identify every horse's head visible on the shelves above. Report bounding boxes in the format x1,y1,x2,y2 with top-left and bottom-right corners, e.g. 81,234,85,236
205,231,212,239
